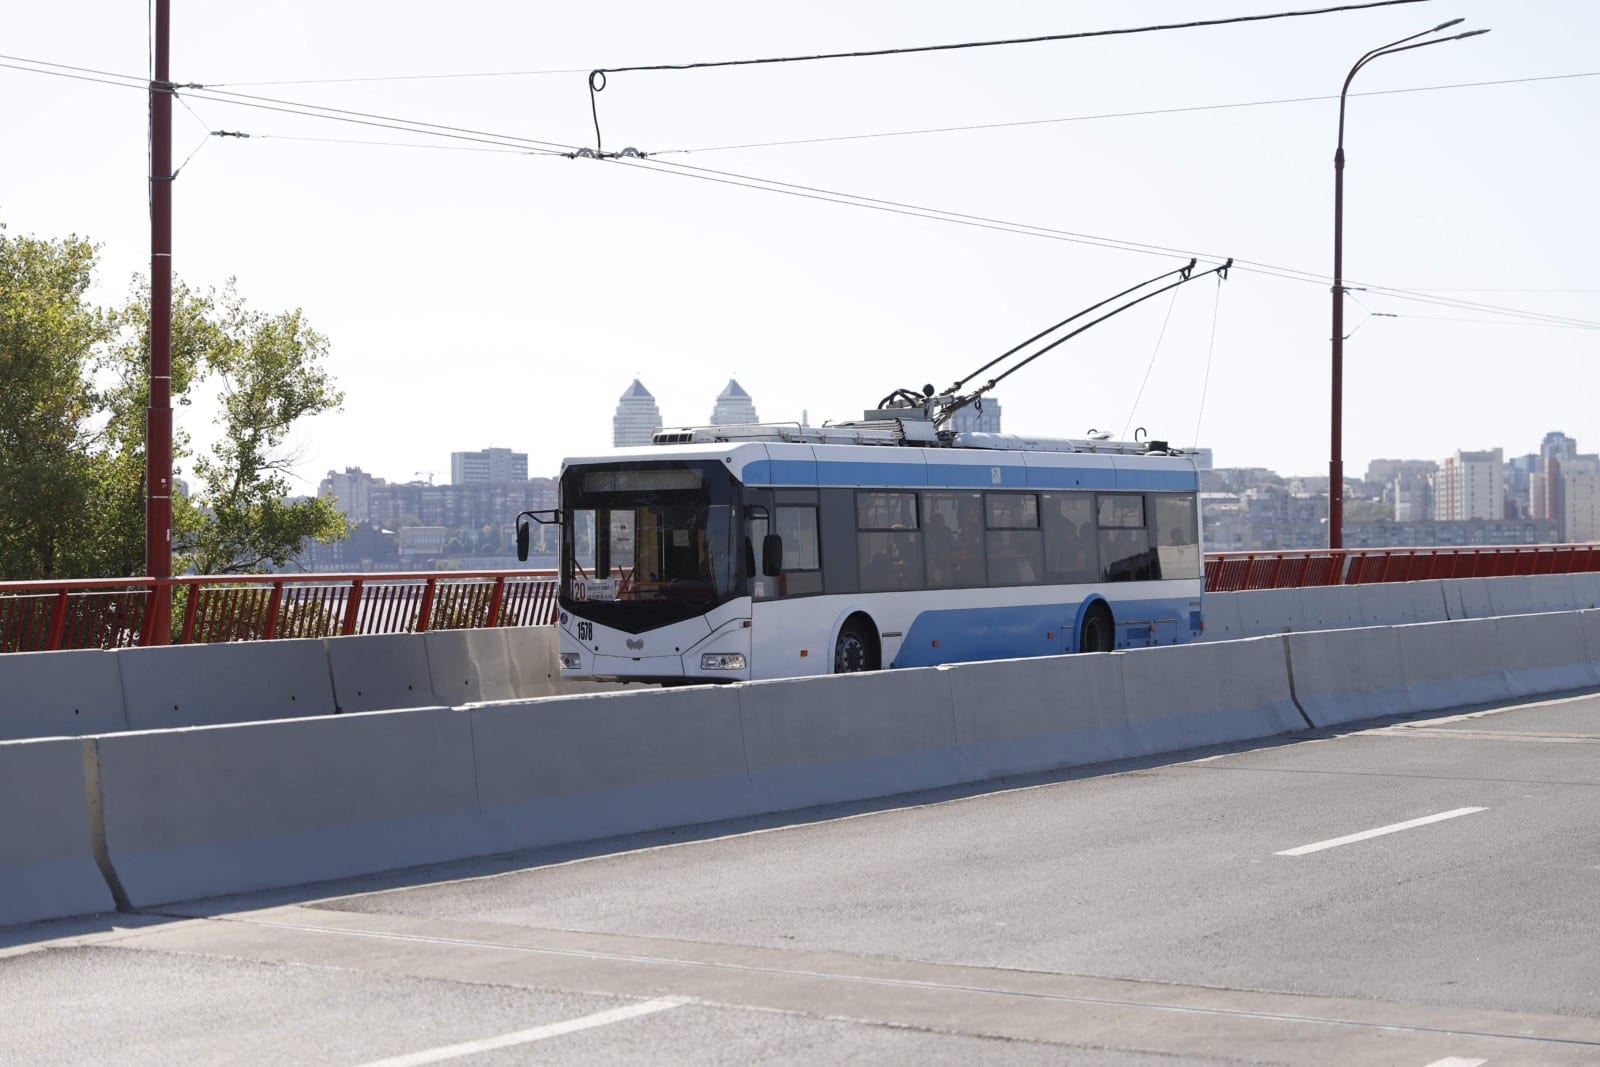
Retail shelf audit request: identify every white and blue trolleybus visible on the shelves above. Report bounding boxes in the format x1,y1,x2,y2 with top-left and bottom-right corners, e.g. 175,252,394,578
525,416,1203,684
517,258,1226,683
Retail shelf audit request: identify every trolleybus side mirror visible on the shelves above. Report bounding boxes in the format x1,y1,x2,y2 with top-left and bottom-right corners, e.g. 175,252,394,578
516,519,530,562
762,534,783,577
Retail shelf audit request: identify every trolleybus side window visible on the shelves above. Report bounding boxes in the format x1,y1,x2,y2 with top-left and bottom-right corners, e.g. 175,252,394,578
774,505,823,595
857,491,922,592
1041,492,1098,584
1098,493,1152,582
985,491,1043,586
1152,494,1201,580
922,491,985,589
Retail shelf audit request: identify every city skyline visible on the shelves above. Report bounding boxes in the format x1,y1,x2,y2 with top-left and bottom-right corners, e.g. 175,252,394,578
8,2,1591,494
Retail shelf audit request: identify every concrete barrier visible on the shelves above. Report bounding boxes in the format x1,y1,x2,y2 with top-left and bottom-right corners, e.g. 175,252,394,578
424,627,561,704
1298,585,1365,632
1119,636,1307,751
1354,583,1417,629
0,738,116,926
92,708,488,908
1408,581,1450,624
1230,588,1304,637
1285,626,1414,728
1198,593,1245,641
1399,618,1510,711
117,639,335,730
946,653,1130,778
739,667,973,811
471,686,755,853
1447,578,1495,620
0,649,128,741
324,633,439,713
503,627,562,698
1571,573,1600,610
1527,573,1578,614
1583,609,1600,666
1486,577,1539,619
1496,612,1600,698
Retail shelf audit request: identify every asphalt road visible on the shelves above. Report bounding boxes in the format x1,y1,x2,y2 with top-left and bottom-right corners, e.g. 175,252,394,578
4,691,1599,1064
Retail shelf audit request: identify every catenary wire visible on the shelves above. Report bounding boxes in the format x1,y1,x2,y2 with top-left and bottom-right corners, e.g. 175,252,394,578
584,0,1430,150
204,68,590,87
2,52,1593,330
254,134,537,154
1193,278,1225,452
595,0,1429,76
1122,286,1182,441
625,156,1600,329
650,71,1600,156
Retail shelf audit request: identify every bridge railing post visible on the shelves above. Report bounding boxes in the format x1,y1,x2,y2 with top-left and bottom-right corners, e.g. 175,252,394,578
45,589,70,651
485,575,506,628
416,577,437,633
341,578,365,636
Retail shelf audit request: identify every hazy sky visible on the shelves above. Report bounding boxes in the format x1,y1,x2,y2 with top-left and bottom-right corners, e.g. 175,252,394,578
4,0,1595,491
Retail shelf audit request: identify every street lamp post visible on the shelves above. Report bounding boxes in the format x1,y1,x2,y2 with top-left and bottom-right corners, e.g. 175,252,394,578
1329,19,1489,549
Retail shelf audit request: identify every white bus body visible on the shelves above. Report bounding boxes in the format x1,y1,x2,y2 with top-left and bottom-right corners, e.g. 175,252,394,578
551,433,1202,684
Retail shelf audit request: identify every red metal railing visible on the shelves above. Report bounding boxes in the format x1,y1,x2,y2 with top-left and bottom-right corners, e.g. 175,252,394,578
4,544,1600,652
1203,544,1600,592
0,570,560,653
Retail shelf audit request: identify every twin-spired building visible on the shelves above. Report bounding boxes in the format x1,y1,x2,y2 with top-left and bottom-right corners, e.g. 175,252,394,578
613,379,761,446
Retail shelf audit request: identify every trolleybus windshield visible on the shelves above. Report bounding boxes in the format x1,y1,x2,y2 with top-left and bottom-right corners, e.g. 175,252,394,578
560,461,740,631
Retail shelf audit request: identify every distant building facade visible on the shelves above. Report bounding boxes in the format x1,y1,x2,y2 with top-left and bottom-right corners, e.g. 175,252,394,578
320,467,377,524
451,447,528,485
613,380,663,446
710,379,758,425
1434,448,1503,522
1563,459,1600,543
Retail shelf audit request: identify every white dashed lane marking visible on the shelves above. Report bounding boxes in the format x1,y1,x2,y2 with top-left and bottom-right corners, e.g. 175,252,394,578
1276,807,1487,857
355,997,687,1066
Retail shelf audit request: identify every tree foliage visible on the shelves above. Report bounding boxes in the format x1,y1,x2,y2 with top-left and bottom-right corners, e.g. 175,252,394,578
0,224,109,578
171,284,348,574
0,221,348,580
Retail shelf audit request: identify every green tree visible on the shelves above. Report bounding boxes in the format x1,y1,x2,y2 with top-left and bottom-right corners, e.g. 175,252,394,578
0,218,348,579
84,278,218,577
0,224,110,579
172,283,349,574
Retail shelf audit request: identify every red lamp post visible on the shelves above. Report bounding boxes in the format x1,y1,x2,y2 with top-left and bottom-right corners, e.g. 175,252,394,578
1329,19,1489,549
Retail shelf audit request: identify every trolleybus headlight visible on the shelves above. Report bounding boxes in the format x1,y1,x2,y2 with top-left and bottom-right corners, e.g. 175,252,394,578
700,653,747,671
558,653,582,670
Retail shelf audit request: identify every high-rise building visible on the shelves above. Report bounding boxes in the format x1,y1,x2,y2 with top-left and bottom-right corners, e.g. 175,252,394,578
1393,474,1432,523
949,397,1002,434
1561,456,1600,542
613,379,663,447
1539,431,1580,532
450,447,528,485
319,467,377,525
1433,448,1504,522
710,379,759,425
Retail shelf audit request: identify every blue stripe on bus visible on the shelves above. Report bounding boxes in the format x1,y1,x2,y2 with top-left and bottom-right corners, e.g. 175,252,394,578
814,460,931,486
744,458,1194,493
892,594,1201,667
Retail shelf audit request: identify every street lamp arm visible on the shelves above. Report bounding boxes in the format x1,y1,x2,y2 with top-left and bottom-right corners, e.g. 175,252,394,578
1338,22,1485,148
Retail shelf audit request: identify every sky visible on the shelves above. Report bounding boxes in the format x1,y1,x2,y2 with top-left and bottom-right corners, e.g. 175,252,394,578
3,0,1596,493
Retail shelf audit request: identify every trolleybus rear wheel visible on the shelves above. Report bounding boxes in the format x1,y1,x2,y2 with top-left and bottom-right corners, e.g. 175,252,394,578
833,618,877,673
1080,603,1114,654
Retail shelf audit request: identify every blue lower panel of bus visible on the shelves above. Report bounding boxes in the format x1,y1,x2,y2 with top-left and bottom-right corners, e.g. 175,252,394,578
892,596,1200,668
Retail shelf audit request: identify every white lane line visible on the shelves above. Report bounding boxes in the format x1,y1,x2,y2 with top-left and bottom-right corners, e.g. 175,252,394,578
356,997,687,1066
1422,1058,1487,1067
1276,807,1487,857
